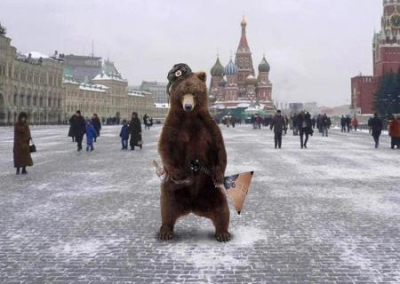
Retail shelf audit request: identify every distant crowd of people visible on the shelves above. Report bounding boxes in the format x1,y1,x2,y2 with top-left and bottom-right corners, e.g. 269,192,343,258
270,110,316,149
340,115,359,132
67,111,151,152
215,110,400,151
11,108,400,175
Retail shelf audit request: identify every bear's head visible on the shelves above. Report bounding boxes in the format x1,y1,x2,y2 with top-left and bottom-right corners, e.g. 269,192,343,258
168,66,209,114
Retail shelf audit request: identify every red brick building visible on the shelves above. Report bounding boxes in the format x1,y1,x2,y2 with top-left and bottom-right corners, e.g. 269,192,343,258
351,0,400,114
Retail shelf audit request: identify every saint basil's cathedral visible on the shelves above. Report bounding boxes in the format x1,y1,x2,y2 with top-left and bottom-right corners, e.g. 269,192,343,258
209,17,275,116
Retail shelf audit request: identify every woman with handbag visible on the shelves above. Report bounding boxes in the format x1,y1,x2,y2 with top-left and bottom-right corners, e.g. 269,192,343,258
13,112,34,175
129,112,142,151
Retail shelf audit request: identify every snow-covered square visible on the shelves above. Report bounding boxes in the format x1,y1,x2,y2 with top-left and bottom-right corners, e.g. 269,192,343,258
0,125,400,283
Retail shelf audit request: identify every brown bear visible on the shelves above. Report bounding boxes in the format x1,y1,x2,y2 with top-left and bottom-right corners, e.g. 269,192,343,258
158,64,230,242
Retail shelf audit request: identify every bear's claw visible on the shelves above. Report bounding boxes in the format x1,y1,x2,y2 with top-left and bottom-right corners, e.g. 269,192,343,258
215,231,231,242
158,227,174,241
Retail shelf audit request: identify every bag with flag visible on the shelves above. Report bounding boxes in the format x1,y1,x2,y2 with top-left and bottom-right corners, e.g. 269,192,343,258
223,172,254,215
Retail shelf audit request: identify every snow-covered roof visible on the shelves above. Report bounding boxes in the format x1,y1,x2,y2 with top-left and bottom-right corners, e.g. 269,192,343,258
79,84,109,92
92,72,127,82
63,78,79,85
25,51,50,59
128,92,145,97
155,103,170,109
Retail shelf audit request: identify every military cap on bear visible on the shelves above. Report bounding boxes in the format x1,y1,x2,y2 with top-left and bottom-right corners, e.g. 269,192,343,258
166,63,192,96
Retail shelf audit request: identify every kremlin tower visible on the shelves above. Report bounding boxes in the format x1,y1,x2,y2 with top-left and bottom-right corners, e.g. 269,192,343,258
209,17,275,116
351,0,400,115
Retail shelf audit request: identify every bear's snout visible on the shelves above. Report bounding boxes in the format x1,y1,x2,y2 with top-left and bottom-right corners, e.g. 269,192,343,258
182,94,196,112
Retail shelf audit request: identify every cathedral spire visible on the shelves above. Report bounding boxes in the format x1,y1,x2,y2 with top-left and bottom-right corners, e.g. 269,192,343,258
238,16,250,52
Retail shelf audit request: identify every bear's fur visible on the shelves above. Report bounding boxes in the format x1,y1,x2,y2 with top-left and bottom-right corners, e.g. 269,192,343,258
158,71,230,242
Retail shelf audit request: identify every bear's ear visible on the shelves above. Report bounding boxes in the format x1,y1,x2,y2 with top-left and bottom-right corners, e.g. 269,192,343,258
195,72,207,83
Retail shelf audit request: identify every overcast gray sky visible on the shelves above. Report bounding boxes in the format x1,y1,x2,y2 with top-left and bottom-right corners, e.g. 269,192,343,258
1,0,381,107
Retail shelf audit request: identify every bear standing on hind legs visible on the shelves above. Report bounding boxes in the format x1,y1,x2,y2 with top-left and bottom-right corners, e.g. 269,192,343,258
158,64,230,242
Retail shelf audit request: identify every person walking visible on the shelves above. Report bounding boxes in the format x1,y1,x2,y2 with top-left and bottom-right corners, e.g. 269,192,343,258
389,115,400,149
120,120,130,150
340,115,346,132
352,116,359,132
270,110,286,149
346,116,352,132
298,111,313,149
283,115,289,135
92,113,101,142
257,115,262,129
68,114,75,142
85,120,97,152
370,113,383,148
321,114,330,137
317,114,323,134
292,114,299,136
71,110,86,151
311,116,316,130
129,112,142,150
143,113,150,130
14,112,33,175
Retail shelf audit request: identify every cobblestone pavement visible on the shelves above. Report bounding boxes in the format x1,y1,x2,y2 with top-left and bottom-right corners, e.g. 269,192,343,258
0,125,399,284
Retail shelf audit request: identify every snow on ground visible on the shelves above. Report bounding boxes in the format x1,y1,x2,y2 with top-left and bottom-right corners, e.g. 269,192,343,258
0,124,399,283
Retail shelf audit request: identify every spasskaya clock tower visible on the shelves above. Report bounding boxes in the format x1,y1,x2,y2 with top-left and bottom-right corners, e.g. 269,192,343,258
373,0,400,77
351,0,400,114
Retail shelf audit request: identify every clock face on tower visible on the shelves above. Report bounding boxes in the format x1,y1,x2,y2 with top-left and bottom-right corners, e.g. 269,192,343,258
390,13,400,29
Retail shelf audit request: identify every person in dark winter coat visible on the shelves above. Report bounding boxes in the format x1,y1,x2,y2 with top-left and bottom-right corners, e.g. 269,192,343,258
92,113,101,142
321,114,331,137
292,114,299,136
143,114,153,130
297,111,313,149
129,112,142,150
120,120,130,150
71,110,86,151
85,120,97,151
317,114,322,133
270,110,286,149
283,115,288,135
368,117,372,134
68,115,76,142
370,113,383,148
341,115,346,132
14,112,33,175
346,116,351,132
389,115,400,149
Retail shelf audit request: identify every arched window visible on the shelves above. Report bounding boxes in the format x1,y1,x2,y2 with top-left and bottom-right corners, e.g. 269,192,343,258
20,88,25,106
33,90,38,106
27,89,32,106
14,86,18,105
40,91,45,107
